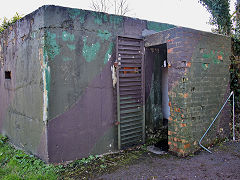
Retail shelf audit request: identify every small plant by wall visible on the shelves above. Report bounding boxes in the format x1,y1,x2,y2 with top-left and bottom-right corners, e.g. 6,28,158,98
0,13,22,33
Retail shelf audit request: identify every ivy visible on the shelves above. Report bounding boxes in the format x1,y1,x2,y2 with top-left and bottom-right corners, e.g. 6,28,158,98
0,13,22,33
199,0,232,35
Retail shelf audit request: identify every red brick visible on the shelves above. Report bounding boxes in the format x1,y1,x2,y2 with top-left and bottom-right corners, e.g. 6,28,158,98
168,101,172,107
168,48,173,53
179,149,185,154
167,39,174,43
186,62,191,67
175,108,180,112
218,55,223,60
180,123,187,127
184,143,191,149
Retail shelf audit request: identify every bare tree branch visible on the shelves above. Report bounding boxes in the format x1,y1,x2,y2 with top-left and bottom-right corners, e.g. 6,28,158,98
118,0,130,15
90,0,130,15
90,0,110,12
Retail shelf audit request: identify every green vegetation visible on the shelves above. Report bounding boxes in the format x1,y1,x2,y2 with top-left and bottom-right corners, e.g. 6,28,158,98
58,147,145,179
0,13,22,33
199,0,231,35
0,134,149,179
0,135,59,180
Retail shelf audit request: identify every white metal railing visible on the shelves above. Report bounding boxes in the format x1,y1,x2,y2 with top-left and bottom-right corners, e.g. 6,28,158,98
199,91,235,153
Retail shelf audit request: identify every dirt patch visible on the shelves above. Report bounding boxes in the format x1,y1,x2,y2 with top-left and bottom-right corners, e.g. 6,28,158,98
96,141,240,180
58,147,146,179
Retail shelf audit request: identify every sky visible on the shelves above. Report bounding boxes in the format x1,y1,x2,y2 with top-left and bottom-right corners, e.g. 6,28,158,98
0,0,237,32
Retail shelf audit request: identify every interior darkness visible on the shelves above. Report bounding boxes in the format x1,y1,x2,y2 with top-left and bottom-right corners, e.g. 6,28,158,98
5,71,11,79
155,139,169,151
150,44,169,151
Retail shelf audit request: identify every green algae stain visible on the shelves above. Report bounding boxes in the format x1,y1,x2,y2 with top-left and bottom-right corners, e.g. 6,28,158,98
202,53,211,59
30,32,36,39
82,37,100,62
62,31,75,42
68,8,86,23
44,31,60,60
43,48,51,92
219,51,224,59
45,67,51,92
202,50,221,64
103,14,108,22
78,10,87,24
94,16,103,25
104,42,113,64
93,12,109,25
67,44,76,51
213,59,220,64
68,9,81,19
79,15,85,23
110,15,123,26
92,12,102,25
202,63,210,70
147,21,175,32
62,57,72,62
97,30,112,41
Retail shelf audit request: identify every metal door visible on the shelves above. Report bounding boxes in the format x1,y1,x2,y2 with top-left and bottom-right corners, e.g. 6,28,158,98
116,36,145,149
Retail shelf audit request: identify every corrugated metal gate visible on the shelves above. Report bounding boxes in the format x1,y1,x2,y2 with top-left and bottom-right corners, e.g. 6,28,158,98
116,36,145,149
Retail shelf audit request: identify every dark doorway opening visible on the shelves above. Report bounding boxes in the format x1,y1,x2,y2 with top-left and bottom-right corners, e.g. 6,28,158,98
145,43,169,152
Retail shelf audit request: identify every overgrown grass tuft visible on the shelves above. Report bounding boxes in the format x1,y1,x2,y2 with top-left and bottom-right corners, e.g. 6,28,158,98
0,135,59,180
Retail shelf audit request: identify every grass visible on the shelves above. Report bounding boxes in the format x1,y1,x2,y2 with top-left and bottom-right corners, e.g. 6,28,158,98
0,134,148,179
3,133,235,179
0,135,60,180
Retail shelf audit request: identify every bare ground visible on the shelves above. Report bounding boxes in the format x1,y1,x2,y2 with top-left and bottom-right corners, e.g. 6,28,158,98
96,141,240,180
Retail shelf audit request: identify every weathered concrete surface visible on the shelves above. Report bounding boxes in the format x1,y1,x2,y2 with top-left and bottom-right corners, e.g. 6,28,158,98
0,5,175,163
145,27,231,155
43,5,175,163
0,5,231,163
0,8,48,161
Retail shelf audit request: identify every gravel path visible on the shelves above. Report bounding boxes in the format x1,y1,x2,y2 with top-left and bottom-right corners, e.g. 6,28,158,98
96,141,240,180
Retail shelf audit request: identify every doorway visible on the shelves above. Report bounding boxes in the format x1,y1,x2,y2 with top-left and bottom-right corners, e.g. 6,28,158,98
145,43,169,152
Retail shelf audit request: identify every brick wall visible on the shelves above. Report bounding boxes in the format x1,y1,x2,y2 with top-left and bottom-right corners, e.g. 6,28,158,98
145,27,231,155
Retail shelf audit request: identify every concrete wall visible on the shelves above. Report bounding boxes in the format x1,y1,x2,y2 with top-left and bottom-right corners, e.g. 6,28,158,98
0,8,48,161
39,5,175,163
145,27,231,155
